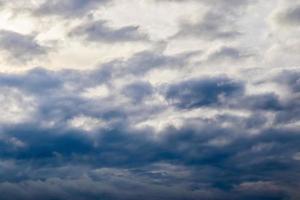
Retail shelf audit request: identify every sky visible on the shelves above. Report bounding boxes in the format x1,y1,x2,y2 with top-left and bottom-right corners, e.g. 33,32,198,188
0,0,300,199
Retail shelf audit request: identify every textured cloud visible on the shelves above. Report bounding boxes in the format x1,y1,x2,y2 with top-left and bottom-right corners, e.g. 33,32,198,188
34,0,110,17
122,81,153,103
0,0,300,199
69,20,148,43
174,11,241,40
164,76,244,109
275,4,300,26
0,63,299,199
0,30,48,63
171,0,255,41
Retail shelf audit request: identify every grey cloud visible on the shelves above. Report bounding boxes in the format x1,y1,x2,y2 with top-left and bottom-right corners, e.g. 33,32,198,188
172,0,255,41
241,93,283,111
98,50,195,76
0,30,48,63
69,20,148,43
174,11,241,40
0,1,299,199
122,81,154,103
0,51,299,199
0,51,179,124
0,115,299,199
164,76,245,109
208,46,251,61
122,51,188,74
271,71,300,124
275,70,300,93
162,74,294,113
276,5,300,26
156,0,252,7
0,67,99,94
34,0,110,17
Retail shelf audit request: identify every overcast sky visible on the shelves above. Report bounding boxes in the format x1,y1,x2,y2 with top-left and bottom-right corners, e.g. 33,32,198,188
0,0,300,199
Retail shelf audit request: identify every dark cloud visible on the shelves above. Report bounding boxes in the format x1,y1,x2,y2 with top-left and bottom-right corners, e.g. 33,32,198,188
272,71,300,124
122,50,191,74
0,116,299,199
241,93,283,111
208,46,251,61
0,30,48,62
164,76,245,109
122,81,153,103
172,0,255,41
34,0,110,17
0,52,299,199
0,0,299,199
69,20,148,43
174,11,241,40
275,70,300,93
276,5,300,26
0,67,101,95
98,50,195,76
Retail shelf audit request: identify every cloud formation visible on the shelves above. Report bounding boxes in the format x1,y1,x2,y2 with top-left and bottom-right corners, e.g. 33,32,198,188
276,4,300,26
0,30,48,63
0,0,299,199
70,20,148,43
34,0,110,17
164,76,244,109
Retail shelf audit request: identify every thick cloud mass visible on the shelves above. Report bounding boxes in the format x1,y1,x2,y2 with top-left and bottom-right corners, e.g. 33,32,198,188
165,76,245,109
0,0,299,200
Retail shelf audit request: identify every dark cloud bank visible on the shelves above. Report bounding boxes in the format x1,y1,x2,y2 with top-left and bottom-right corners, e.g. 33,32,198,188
0,52,299,199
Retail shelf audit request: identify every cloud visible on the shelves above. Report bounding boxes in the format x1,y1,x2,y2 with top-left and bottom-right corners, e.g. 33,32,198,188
34,0,110,17
0,112,299,199
275,4,300,26
174,11,241,40
275,70,300,93
208,46,251,61
164,76,245,109
171,0,255,41
69,20,148,43
95,50,194,77
0,0,300,199
0,30,48,63
0,66,299,199
121,81,153,103
240,93,283,111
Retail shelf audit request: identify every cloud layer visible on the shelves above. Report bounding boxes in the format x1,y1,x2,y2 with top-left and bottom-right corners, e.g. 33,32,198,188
0,0,299,199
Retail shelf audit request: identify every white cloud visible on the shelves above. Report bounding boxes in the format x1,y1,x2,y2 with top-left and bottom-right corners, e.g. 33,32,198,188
0,87,36,124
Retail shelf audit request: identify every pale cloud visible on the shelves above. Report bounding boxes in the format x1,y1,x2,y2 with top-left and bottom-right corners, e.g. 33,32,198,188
0,87,36,124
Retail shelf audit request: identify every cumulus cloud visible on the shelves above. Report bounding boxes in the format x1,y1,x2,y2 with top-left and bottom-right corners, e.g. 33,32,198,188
0,60,299,199
164,76,244,109
172,0,255,41
0,0,299,199
0,30,48,63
